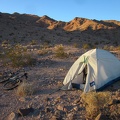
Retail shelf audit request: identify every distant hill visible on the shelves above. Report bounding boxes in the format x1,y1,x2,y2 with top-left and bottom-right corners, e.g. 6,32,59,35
0,12,120,47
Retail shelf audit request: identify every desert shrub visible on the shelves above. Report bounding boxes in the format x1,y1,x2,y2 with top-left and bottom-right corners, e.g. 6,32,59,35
2,40,8,44
83,43,95,49
116,46,120,51
54,44,68,58
1,40,10,47
103,45,110,51
43,41,50,49
113,41,118,46
73,43,79,48
16,82,34,97
81,91,112,119
94,41,99,45
109,102,120,119
30,40,37,45
44,40,51,44
37,49,48,56
109,46,115,51
3,44,36,67
82,43,90,49
103,45,115,51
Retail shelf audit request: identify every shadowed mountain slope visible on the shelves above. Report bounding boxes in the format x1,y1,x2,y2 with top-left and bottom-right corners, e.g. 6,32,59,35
0,12,120,47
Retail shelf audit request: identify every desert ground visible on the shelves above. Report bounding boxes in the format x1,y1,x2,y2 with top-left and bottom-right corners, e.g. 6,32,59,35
0,12,120,120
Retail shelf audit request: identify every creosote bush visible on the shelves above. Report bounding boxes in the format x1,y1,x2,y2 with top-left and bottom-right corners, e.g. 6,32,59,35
81,91,112,119
54,44,68,58
16,82,34,97
1,40,10,47
3,44,36,67
30,40,37,45
37,49,48,56
82,43,90,49
73,43,79,48
83,43,96,50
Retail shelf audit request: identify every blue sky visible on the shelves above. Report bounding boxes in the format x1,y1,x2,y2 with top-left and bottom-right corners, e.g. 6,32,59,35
0,0,120,22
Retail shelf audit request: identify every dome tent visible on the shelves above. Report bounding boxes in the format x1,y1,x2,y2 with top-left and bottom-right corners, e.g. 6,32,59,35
62,49,120,92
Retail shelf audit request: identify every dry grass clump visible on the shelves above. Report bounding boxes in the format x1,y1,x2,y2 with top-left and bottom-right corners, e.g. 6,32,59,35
54,44,68,58
81,91,112,119
16,82,34,97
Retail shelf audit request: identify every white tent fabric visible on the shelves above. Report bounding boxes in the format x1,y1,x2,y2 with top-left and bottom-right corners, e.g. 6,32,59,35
63,49,120,92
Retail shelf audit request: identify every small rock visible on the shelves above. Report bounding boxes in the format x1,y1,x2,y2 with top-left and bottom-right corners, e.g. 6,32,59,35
7,112,18,120
57,104,64,111
45,107,51,113
59,68,64,71
72,99,80,105
46,97,51,101
56,97,61,102
50,115,57,120
73,106,78,111
115,91,120,97
66,112,74,119
54,110,63,120
79,103,83,107
27,102,33,108
47,101,51,105
95,113,108,120
19,97,26,102
108,99,120,106
35,96,39,99
54,110,61,117
18,107,34,116
63,107,68,112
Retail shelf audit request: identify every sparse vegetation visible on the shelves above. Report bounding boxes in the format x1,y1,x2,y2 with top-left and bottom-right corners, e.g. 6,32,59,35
116,46,120,51
43,41,51,48
54,44,68,58
82,43,90,49
37,49,48,56
3,44,37,67
82,43,95,49
1,40,10,47
103,45,109,50
73,43,79,48
103,45,115,51
16,82,34,97
30,40,37,45
81,91,112,119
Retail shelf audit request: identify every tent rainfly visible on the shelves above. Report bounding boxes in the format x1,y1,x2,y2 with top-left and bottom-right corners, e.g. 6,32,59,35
62,49,120,92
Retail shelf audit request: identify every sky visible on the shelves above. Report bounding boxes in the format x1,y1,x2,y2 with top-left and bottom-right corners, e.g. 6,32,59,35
0,0,120,22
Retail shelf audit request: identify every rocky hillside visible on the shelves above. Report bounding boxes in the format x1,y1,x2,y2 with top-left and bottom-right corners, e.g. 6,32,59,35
0,12,120,47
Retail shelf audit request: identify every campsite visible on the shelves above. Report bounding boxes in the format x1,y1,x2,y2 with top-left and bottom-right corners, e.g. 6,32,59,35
0,12,120,120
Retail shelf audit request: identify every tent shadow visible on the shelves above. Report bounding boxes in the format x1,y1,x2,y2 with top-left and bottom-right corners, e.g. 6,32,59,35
34,87,62,95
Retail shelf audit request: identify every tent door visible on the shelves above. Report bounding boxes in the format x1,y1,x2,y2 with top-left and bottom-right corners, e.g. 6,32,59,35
83,65,87,83
72,65,87,89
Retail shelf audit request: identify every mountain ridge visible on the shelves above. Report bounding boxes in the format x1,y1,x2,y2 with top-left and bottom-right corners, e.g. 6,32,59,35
0,12,120,31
